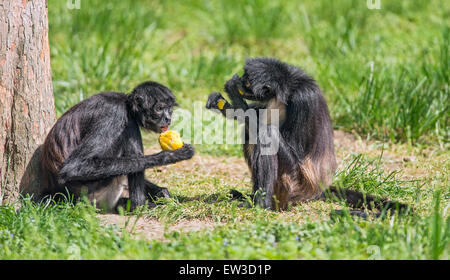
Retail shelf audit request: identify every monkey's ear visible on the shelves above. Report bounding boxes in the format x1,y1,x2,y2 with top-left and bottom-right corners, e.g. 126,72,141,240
263,85,271,91
262,85,278,100
126,93,142,113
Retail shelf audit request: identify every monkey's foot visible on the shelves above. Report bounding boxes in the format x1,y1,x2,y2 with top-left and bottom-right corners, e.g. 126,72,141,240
148,186,171,200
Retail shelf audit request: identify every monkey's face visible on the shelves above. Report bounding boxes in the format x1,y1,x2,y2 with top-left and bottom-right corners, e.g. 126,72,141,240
238,72,269,101
140,100,175,133
128,81,177,133
237,71,275,102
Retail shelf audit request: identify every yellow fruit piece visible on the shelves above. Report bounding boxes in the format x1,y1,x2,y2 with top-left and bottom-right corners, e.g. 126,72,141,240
238,89,244,95
159,130,184,151
217,99,225,110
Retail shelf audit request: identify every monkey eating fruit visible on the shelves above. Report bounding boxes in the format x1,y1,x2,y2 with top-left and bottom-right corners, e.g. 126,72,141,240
39,81,195,212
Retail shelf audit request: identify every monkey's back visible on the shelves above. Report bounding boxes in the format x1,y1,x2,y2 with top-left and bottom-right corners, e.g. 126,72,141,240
39,92,128,194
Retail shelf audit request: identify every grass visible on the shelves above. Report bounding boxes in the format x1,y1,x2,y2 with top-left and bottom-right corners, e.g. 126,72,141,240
0,154,448,259
48,0,449,145
1,0,449,259
334,31,449,144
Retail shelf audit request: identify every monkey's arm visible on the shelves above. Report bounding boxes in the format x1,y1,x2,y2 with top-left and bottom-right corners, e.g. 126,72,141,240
205,91,233,117
206,92,260,124
59,148,193,185
125,171,172,209
224,74,249,110
205,74,251,116
251,149,278,210
250,125,300,209
58,117,194,185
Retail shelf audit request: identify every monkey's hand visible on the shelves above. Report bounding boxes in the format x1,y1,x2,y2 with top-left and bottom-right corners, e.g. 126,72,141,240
206,92,228,111
225,74,244,95
171,143,195,161
141,143,194,168
224,74,248,110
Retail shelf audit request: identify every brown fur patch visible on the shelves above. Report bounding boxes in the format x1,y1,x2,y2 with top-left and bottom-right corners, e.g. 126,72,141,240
299,157,318,194
274,174,294,210
264,98,287,126
273,157,327,210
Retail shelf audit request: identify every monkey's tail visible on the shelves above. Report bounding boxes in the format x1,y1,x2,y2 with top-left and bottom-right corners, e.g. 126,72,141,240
322,186,410,218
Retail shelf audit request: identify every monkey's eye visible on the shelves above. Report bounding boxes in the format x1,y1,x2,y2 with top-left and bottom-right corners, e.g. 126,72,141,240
154,104,164,112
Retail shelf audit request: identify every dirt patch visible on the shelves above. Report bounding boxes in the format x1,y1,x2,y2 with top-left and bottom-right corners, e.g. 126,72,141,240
98,214,218,241
145,146,249,179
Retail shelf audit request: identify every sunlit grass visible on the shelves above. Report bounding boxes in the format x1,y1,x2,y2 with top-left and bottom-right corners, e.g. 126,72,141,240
48,0,448,144
0,153,447,259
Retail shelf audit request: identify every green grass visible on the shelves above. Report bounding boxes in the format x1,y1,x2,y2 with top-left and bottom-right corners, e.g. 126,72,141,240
1,0,449,260
1,152,448,259
0,197,127,259
146,207,448,260
0,174,447,259
333,29,449,144
48,0,449,145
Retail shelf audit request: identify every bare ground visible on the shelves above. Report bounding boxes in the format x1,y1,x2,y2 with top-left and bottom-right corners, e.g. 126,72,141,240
98,214,218,241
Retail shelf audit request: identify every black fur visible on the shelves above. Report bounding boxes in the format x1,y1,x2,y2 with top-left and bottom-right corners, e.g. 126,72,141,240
207,57,408,215
40,81,194,211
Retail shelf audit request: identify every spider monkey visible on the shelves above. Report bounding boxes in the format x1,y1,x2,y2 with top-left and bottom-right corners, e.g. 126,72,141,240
206,57,408,216
39,81,195,211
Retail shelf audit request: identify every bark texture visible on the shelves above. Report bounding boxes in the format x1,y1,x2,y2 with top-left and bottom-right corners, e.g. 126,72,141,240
0,0,56,204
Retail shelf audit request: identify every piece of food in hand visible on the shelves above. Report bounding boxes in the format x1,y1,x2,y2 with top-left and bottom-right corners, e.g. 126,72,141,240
216,99,226,110
159,130,184,150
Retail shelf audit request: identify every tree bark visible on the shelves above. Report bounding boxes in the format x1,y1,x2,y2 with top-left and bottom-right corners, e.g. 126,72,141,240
0,0,56,205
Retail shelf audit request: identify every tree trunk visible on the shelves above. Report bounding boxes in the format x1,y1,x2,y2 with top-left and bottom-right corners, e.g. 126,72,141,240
0,0,56,205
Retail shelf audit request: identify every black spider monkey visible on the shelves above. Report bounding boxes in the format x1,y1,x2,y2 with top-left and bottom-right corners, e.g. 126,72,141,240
39,81,195,211
206,57,408,215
